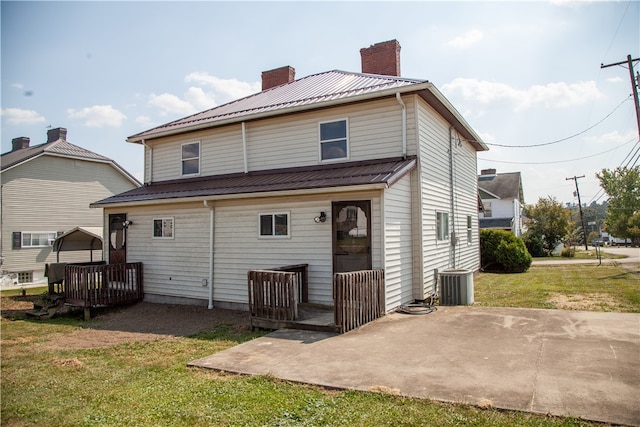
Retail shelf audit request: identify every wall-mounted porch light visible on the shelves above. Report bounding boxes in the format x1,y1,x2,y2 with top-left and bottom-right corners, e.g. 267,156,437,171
122,220,133,229
314,212,327,223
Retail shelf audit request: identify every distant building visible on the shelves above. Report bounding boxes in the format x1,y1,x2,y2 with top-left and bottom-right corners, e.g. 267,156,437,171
478,169,525,237
1,128,140,284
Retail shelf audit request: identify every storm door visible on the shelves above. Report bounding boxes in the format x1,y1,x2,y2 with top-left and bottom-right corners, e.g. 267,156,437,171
332,201,372,273
108,213,127,264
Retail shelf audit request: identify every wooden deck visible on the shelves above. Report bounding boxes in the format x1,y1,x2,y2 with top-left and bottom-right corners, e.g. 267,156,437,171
63,262,143,319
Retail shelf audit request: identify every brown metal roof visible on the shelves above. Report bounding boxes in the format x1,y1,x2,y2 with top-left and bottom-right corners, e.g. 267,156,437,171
128,71,427,141
92,156,416,206
1,139,112,171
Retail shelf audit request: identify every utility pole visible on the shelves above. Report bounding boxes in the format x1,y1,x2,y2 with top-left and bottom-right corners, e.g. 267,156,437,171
601,55,640,139
566,175,588,250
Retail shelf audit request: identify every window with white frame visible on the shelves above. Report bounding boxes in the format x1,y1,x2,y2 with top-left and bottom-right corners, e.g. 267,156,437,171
21,232,57,248
467,215,473,243
436,212,449,241
319,119,348,162
181,142,200,176
259,212,290,238
153,217,174,239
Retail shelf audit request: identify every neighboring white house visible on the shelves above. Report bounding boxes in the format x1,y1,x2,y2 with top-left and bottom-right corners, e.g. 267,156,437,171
92,40,488,312
478,169,525,237
0,128,140,284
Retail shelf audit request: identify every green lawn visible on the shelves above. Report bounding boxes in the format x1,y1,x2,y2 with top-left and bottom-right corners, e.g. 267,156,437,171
475,264,640,313
3,265,637,426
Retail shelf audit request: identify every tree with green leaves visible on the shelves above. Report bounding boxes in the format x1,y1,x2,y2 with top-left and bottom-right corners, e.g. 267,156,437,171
596,166,640,244
523,196,571,255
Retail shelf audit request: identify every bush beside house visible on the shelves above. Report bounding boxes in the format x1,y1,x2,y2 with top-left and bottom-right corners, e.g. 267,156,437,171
480,229,532,273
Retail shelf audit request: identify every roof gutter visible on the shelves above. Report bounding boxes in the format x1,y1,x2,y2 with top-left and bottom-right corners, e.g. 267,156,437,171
90,182,390,209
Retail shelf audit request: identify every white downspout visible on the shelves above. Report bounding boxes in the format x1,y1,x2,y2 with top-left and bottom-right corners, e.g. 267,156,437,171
204,200,215,309
141,139,152,184
396,93,407,159
242,122,248,174
449,126,456,269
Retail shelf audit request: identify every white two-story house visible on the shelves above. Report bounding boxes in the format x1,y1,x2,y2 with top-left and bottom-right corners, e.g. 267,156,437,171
92,40,488,312
1,127,140,284
478,169,525,237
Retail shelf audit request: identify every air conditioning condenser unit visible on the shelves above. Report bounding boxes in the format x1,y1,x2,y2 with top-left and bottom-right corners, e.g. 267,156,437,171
438,269,474,305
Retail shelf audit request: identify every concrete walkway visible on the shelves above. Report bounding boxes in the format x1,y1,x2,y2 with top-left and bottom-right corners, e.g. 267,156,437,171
190,306,640,426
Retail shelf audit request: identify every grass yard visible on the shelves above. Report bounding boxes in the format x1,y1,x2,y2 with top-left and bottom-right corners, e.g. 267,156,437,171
474,264,640,313
3,264,637,426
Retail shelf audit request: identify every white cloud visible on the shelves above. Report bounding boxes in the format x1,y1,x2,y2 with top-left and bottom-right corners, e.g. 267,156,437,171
148,93,197,117
584,130,636,145
67,105,127,127
442,78,603,111
447,30,484,49
185,72,260,103
11,83,24,90
606,76,624,84
146,73,260,118
1,108,45,124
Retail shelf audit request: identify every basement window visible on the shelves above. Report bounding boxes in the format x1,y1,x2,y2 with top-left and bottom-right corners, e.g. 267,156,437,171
153,217,174,239
436,212,449,241
259,212,290,238
181,141,200,176
319,119,348,162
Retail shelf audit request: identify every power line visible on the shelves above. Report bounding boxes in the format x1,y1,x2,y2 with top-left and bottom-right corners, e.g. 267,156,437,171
483,95,632,148
478,137,636,165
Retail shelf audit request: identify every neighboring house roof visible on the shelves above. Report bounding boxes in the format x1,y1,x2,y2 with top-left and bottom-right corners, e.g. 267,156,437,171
1,138,141,186
477,172,524,203
92,156,417,207
127,70,487,152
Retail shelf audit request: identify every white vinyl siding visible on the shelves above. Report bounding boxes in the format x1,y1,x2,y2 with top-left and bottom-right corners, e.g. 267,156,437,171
119,203,210,301
383,174,413,312
0,155,136,277
416,98,480,297
147,98,413,182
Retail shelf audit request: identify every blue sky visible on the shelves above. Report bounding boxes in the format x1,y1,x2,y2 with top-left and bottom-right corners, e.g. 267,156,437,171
2,1,638,205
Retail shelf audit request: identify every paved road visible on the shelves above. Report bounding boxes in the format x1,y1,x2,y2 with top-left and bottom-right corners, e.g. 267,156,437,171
533,246,639,266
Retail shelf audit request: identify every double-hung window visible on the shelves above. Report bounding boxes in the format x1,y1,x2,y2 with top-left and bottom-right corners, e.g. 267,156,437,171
181,142,200,176
436,212,449,241
259,212,290,238
319,119,348,162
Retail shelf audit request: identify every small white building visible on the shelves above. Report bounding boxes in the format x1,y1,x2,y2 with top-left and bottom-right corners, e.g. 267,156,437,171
93,40,488,312
0,128,140,284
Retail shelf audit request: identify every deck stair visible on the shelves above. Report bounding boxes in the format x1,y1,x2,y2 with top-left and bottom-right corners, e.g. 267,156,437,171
25,294,66,320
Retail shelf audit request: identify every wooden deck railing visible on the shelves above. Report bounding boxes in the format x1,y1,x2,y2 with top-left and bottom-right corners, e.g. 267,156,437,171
333,269,385,333
64,262,143,309
247,264,309,329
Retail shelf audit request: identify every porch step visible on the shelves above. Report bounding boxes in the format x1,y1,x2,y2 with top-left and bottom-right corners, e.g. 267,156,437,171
26,295,66,320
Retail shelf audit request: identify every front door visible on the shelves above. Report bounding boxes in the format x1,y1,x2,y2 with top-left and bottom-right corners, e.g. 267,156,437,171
108,213,127,264
332,201,372,273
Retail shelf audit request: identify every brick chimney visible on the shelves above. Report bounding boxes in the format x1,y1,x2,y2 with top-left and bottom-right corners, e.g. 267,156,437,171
47,127,67,143
11,137,30,151
360,40,401,77
261,66,295,91
480,168,497,176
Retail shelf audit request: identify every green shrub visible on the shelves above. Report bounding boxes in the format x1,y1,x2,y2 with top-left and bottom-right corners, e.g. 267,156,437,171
522,230,546,257
480,229,532,273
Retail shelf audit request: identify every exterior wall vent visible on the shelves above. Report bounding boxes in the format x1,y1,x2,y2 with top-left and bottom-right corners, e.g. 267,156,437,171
438,269,474,305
